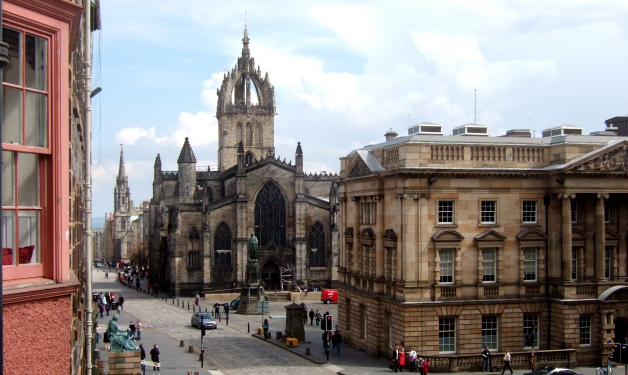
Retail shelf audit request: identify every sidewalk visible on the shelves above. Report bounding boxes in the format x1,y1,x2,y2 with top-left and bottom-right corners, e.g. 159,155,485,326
94,309,216,374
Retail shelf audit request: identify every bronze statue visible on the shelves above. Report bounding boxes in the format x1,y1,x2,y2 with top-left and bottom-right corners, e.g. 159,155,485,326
107,314,138,351
248,232,258,260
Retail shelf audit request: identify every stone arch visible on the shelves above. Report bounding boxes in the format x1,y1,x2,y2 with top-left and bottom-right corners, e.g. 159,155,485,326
213,222,232,267
254,123,262,146
236,123,243,145
246,122,253,145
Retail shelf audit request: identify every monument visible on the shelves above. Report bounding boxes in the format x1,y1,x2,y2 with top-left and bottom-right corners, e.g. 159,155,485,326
107,314,138,351
236,233,266,315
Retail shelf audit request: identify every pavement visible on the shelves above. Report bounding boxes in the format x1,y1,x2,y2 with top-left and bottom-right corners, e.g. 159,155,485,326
93,267,613,375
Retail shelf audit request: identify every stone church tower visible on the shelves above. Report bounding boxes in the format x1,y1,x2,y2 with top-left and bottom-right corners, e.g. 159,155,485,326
216,26,276,172
113,146,133,264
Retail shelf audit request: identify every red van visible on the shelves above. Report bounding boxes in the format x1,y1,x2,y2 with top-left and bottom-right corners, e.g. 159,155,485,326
321,289,338,304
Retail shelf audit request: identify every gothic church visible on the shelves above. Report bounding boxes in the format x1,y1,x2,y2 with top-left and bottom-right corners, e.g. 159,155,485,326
147,27,339,296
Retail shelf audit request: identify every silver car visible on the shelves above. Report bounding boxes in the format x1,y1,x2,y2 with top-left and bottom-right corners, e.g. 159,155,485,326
191,312,217,329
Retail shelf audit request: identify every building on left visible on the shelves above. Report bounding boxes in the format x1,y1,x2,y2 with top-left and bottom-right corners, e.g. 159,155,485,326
2,0,100,373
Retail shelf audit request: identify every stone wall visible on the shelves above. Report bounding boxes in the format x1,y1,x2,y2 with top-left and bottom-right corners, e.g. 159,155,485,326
108,350,141,375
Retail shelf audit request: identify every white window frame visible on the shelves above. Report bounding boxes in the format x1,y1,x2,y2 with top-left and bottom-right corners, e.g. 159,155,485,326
523,247,537,282
438,200,455,225
522,201,538,224
480,200,497,224
482,315,498,351
439,317,457,354
482,248,497,283
439,248,455,284
523,314,540,349
579,315,591,347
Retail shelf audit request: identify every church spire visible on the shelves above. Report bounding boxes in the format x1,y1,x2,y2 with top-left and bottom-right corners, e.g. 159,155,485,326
117,144,127,182
242,24,250,59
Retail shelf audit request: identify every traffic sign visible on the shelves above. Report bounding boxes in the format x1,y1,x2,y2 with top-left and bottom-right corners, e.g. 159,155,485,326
257,301,269,313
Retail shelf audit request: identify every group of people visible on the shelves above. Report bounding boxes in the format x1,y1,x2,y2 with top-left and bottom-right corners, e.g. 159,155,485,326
392,345,429,373
213,302,230,318
322,330,343,356
95,291,124,318
308,309,323,325
139,343,161,371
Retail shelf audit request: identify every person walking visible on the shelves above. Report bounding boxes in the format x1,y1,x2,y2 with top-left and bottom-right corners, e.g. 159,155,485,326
105,301,111,316
95,323,101,344
303,307,309,325
116,302,121,315
501,349,513,375
98,303,104,318
315,310,321,326
214,302,220,318
309,309,315,325
129,321,136,340
399,347,406,372
136,320,142,340
103,329,110,351
322,330,332,353
263,319,269,338
422,359,429,375
139,344,145,371
119,295,125,310
392,344,400,372
105,271,108,279
482,345,491,372
195,293,200,306
331,330,342,356
408,348,417,372
224,303,230,318
150,344,160,371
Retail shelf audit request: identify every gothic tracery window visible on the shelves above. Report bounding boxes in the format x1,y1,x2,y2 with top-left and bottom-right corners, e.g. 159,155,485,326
188,227,201,268
308,222,326,267
246,123,253,145
245,152,253,166
254,182,286,246
213,222,232,267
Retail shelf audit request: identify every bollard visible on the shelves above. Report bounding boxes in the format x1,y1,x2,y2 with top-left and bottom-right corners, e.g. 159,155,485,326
248,322,250,333
199,354,203,361
305,348,311,356
172,298,174,305
193,305,195,312
177,299,179,306
180,340,185,347
205,307,207,312
188,302,190,310
188,345,194,353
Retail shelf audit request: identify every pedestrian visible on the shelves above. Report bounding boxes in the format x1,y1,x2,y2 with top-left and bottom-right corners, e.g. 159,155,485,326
214,302,220,318
331,330,342,356
303,308,308,325
408,347,417,372
129,321,136,340
119,295,125,310
224,303,230,318
105,271,109,279
322,330,332,353
136,278,140,291
147,282,151,294
98,303,104,318
501,349,513,375
150,344,160,371
399,347,406,372
139,344,145,370
416,357,424,373
482,345,491,372
103,329,110,351
95,323,101,344
263,319,269,338
392,344,400,372
422,359,429,375
309,309,315,325
116,302,121,315
315,310,321,325
105,302,111,316
136,320,142,340
195,293,200,306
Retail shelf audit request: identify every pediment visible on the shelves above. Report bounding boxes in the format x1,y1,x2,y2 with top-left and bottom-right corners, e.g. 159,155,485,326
382,229,397,240
474,229,506,242
606,228,620,240
346,154,372,178
572,229,588,241
432,229,465,242
566,142,628,172
516,228,547,241
360,227,376,238
344,227,354,236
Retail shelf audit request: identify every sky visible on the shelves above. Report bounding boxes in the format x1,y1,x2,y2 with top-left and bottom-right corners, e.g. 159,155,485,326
91,0,628,226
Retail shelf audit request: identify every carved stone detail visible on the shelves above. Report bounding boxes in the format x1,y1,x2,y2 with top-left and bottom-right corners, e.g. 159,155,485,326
557,193,576,200
576,146,628,171
597,193,609,200
346,158,371,178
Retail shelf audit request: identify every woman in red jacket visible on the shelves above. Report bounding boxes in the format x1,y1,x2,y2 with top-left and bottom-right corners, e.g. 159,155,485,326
398,348,406,372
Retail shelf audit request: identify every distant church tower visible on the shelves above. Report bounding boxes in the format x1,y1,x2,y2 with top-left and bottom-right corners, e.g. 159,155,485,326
216,26,276,172
113,145,131,263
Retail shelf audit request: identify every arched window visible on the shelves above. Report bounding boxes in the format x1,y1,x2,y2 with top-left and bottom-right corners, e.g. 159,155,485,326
254,124,262,145
254,182,286,246
245,152,253,166
308,222,326,266
246,123,253,145
236,123,243,145
214,222,232,267
188,227,201,269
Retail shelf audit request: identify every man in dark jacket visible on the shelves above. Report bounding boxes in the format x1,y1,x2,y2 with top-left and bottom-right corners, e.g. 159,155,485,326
150,344,160,371
331,330,342,356
392,344,400,372
139,344,145,370
482,345,491,372
309,309,315,325
118,295,125,310
129,321,136,340
322,331,332,353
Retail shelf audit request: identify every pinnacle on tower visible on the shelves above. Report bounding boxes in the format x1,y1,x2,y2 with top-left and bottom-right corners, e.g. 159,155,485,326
177,137,197,163
238,141,245,154
296,142,303,156
117,144,127,182
242,26,250,59
154,153,162,166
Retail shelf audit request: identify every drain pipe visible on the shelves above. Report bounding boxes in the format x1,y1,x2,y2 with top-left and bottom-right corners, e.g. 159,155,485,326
543,194,551,350
84,0,94,372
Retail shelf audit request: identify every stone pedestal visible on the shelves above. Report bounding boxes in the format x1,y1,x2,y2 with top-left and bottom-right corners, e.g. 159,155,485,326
108,351,141,375
284,302,305,341
236,282,265,315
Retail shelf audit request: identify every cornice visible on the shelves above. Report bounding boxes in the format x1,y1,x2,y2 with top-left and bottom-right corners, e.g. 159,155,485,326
3,270,80,305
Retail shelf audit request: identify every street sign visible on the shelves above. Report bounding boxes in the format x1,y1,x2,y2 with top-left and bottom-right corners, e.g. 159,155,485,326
257,301,269,313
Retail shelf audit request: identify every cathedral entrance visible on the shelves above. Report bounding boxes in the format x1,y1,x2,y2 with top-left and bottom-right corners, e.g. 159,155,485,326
616,317,628,345
261,260,280,290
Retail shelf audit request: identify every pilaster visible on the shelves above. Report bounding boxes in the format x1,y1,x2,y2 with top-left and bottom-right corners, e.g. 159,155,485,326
595,193,608,282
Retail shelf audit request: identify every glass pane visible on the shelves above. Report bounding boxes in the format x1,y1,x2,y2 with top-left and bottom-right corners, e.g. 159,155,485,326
3,27,21,85
2,210,15,266
18,153,39,207
2,151,15,206
25,34,47,91
18,210,39,264
2,86,22,144
24,91,47,147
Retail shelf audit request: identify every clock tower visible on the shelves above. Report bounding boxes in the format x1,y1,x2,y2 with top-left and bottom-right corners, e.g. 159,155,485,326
113,145,132,263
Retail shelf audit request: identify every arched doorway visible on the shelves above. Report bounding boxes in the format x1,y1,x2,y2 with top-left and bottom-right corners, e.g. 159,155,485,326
261,260,280,290
616,317,628,345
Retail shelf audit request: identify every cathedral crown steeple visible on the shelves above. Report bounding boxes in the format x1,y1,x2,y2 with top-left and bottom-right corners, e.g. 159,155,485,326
242,26,250,59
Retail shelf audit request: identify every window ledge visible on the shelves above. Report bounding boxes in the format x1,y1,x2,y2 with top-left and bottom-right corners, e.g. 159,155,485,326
3,271,79,305
309,266,328,271
479,223,499,228
436,224,458,228
521,223,541,227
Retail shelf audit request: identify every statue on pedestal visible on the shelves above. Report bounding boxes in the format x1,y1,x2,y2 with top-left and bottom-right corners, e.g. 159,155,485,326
248,232,258,260
107,314,138,351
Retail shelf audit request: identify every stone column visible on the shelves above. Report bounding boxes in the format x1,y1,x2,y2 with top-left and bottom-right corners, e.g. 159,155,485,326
560,193,574,283
375,195,384,281
352,196,359,276
402,193,419,284
595,193,608,282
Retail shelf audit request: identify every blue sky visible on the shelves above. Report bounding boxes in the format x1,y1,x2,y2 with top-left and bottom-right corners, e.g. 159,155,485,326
91,0,628,224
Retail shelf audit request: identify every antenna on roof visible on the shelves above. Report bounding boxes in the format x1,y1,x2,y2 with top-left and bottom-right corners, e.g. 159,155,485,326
474,89,477,124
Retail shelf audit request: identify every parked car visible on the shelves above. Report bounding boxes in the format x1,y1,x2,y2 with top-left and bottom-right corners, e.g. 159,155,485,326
230,295,268,310
321,289,338,304
191,312,217,329
524,367,583,375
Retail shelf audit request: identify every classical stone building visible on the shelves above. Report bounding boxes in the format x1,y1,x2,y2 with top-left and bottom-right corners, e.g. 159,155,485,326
336,124,628,369
146,27,339,296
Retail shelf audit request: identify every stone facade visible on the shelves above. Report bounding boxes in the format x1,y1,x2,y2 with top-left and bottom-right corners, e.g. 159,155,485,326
336,129,628,368
146,28,340,296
